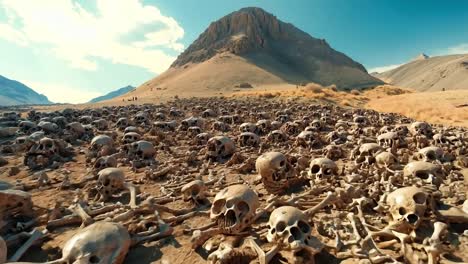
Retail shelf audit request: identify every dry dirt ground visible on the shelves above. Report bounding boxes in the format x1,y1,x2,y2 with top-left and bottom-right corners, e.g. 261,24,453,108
1,92,467,264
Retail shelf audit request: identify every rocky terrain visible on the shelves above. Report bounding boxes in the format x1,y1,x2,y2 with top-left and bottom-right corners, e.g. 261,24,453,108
0,75,52,106
375,54,468,91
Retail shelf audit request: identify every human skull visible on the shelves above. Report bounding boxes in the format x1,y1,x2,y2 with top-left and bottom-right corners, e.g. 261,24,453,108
211,121,230,132
403,161,444,186
296,131,321,148
206,136,236,160
386,186,429,233
256,119,271,135
93,155,118,172
18,120,37,134
122,132,141,144
188,126,203,137
37,121,58,134
31,137,60,156
127,140,156,160
181,180,207,206
282,122,300,136
59,221,131,264
116,117,130,130
354,143,381,165
180,117,203,131
410,121,432,137
90,135,114,158
308,158,338,181
92,119,109,131
97,167,126,201
256,152,296,194
377,132,399,149
267,206,321,252
239,122,258,134
267,130,287,143
134,112,148,126
210,185,259,234
239,132,260,147
194,132,211,145
0,189,34,219
415,146,444,162
323,145,343,160
375,151,399,169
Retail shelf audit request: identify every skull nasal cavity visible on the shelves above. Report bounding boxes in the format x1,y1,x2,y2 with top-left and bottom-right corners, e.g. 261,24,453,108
89,255,101,264
290,226,302,240
407,214,418,224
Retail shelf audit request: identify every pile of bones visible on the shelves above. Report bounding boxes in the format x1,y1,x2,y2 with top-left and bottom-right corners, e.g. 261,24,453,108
0,97,467,264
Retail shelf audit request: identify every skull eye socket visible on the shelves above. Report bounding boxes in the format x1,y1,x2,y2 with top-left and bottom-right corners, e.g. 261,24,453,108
415,171,429,179
297,220,310,234
413,193,426,204
212,199,226,215
237,201,250,219
355,156,365,164
310,164,320,174
276,221,286,232
279,160,285,167
89,255,100,263
102,178,110,186
399,207,406,215
426,152,435,160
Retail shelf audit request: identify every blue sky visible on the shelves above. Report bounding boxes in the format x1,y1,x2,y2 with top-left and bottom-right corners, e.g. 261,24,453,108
0,0,467,103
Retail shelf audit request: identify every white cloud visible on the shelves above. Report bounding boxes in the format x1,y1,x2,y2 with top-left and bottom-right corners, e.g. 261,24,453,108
22,80,101,104
0,23,27,46
367,64,402,74
0,0,184,73
444,43,468,55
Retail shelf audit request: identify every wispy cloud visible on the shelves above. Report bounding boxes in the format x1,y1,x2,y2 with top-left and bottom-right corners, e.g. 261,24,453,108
443,43,468,55
0,0,184,73
367,64,402,74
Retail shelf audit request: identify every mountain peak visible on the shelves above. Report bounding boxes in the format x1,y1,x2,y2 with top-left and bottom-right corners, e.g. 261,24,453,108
413,53,430,61
144,7,382,91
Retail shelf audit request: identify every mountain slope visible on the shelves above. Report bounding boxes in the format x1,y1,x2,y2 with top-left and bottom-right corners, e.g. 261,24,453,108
89,85,135,103
0,75,52,106
117,7,382,102
375,54,468,91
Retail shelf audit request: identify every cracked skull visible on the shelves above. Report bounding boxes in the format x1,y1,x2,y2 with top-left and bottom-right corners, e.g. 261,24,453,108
256,152,296,194
59,221,131,264
206,136,236,160
181,180,207,206
387,186,429,233
308,157,338,181
403,161,444,186
210,184,259,234
267,206,321,252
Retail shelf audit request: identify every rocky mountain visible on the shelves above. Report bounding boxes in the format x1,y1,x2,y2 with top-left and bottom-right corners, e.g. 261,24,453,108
0,75,52,106
121,7,382,102
375,54,468,91
88,85,135,103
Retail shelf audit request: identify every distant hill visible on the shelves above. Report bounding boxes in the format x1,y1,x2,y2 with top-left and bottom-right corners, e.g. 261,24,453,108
88,85,135,103
375,54,468,91
112,7,382,103
0,75,52,106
